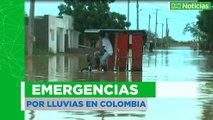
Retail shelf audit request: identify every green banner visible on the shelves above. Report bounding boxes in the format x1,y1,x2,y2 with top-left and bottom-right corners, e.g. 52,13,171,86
0,0,24,119
24,82,156,98
170,2,211,10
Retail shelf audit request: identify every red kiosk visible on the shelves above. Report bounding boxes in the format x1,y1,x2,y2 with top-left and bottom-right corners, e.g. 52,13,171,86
85,29,147,71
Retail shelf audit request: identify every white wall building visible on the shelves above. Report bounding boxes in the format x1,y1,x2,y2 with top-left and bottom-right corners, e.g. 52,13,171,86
48,15,79,53
26,15,79,53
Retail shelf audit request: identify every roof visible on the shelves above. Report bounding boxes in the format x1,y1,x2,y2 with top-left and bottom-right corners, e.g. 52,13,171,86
84,29,147,34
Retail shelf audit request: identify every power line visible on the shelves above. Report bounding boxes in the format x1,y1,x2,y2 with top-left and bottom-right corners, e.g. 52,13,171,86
145,2,199,19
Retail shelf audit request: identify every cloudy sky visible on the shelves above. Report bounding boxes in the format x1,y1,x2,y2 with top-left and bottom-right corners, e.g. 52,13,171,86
25,1,199,41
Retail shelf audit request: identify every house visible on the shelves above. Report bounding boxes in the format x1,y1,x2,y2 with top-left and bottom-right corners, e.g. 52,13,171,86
25,15,79,53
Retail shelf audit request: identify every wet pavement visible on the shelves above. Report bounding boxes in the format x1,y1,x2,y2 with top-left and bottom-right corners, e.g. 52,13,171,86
25,47,213,120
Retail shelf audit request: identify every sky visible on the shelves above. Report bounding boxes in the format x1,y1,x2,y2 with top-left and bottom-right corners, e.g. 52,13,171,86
25,1,199,41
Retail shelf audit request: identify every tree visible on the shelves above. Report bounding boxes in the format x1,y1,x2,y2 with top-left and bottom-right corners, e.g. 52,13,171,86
197,10,213,51
146,31,156,41
183,22,206,41
58,0,130,32
197,10,213,41
197,0,213,41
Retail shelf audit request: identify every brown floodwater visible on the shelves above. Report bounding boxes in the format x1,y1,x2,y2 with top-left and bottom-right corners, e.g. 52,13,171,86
25,47,213,120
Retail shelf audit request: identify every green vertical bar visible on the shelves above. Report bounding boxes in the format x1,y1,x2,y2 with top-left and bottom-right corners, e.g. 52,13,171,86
0,0,24,120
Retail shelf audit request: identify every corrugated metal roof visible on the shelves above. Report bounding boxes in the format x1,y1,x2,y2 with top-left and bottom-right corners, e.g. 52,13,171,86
84,29,147,34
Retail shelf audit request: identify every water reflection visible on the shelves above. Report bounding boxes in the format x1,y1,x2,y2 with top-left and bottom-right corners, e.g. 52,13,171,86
25,110,146,120
28,111,35,120
25,55,143,82
25,47,213,82
198,82,213,120
142,47,213,82
25,47,213,120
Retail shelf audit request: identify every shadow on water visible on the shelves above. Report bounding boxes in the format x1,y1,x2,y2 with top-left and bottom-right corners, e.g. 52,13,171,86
25,47,213,120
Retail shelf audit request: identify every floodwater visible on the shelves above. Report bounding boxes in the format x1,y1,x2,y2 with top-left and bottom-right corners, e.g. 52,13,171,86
25,47,213,120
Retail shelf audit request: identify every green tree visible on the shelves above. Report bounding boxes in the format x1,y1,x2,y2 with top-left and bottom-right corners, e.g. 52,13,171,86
197,10,213,41
146,31,177,48
183,22,206,41
146,31,156,41
196,10,213,51
58,0,130,32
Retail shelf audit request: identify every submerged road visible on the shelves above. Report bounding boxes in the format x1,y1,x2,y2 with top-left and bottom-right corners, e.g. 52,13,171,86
25,46,213,120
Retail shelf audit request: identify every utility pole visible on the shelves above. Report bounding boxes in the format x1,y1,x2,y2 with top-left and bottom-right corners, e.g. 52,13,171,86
148,14,151,43
162,23,164,39
161,23,164,48
154,9,158,48
165,18,168,48
136,0,139,30
166,18,168,37
127,0,130,30
27,0,35,56
148,14,151,32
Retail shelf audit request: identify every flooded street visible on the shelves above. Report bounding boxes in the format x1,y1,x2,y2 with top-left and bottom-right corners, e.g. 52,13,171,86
25,47,213,120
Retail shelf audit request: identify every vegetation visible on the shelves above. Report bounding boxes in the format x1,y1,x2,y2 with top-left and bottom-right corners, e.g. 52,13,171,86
58,0,131,46
58,0,130,32
197,1,213,44
183,22,206,41
197,10,213,42
184,0,213,51
146,31,179,48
